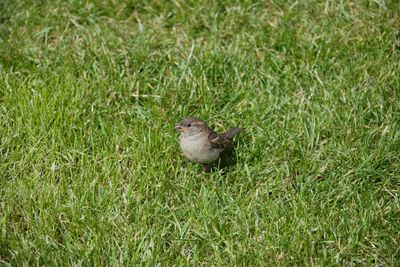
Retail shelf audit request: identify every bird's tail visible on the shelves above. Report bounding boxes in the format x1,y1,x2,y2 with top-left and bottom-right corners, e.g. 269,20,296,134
221,127,244,139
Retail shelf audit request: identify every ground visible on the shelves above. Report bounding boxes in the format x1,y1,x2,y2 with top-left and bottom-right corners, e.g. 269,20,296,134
0,0,399,265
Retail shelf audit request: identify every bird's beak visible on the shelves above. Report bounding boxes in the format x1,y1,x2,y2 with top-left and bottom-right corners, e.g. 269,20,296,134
175,124,185,132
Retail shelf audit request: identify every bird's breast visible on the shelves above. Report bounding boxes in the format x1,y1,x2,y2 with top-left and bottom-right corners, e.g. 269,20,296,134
179,134,222,164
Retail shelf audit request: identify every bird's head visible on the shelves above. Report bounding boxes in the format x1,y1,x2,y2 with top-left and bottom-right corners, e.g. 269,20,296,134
175,117,208,136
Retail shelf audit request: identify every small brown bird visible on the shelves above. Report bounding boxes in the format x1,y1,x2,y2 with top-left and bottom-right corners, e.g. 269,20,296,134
175,117,243,172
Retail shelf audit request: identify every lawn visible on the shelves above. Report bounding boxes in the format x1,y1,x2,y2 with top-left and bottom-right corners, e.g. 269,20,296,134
0,0,399,265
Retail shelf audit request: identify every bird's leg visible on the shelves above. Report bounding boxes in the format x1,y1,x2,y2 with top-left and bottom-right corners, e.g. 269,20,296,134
202,164,211,172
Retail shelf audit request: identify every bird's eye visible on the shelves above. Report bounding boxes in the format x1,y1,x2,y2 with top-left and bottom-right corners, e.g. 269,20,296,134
187,123,191,127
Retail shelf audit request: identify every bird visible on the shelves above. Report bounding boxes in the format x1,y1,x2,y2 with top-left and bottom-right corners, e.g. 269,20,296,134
175,117,243,172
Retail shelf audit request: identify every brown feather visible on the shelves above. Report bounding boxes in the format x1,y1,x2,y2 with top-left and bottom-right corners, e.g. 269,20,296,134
221,128,244,139
208,131,232,149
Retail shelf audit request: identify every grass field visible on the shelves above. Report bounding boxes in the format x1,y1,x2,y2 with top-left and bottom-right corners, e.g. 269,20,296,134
1,0,399,265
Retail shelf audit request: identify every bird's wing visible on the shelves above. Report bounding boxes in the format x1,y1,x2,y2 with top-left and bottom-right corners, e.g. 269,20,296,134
208,131,232,149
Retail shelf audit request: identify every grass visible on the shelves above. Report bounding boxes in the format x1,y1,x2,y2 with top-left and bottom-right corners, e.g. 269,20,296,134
0,0,399,265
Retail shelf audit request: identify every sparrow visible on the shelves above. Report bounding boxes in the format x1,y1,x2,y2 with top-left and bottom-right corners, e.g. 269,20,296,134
175,117,243,172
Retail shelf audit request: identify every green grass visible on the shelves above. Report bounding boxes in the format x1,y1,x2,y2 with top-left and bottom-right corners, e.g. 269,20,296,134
1,0,399,265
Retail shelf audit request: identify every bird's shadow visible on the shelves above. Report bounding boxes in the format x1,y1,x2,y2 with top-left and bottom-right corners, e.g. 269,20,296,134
209,131,249,174
208,146,241,174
